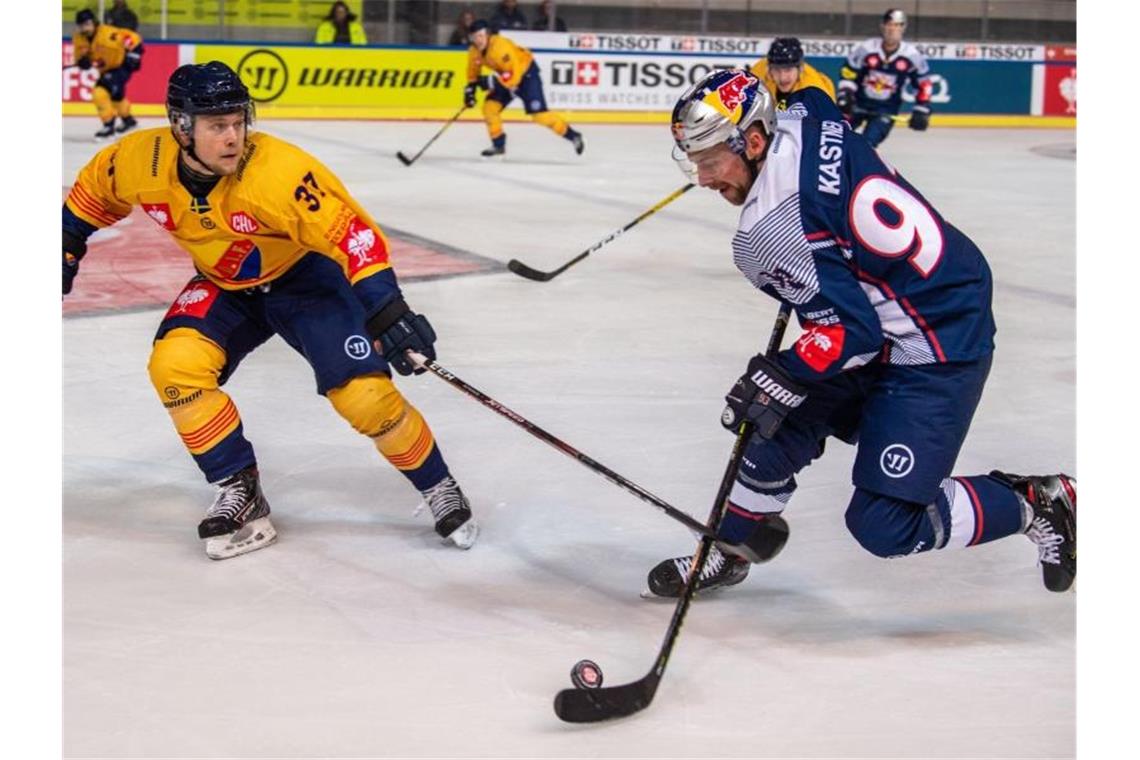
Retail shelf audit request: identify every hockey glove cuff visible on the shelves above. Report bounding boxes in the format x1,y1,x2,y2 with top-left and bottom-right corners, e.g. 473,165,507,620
463,83,478,108
909,104,931,131
366,298,437,376
77,56,92,70
63,229,88,296
722,354,808,439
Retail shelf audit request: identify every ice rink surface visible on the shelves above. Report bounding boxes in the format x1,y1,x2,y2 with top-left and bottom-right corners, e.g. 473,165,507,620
63,116,1075,759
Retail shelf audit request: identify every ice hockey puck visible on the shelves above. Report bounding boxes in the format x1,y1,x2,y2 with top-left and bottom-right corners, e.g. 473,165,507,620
570,659,603,690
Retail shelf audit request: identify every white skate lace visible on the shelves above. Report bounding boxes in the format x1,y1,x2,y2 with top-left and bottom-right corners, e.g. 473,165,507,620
671,545,727,582
207,475,254,523
415,477,466,523
1026,516,1064,565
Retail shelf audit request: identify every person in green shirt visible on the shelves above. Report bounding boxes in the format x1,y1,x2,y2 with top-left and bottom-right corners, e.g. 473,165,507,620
315,1,367,45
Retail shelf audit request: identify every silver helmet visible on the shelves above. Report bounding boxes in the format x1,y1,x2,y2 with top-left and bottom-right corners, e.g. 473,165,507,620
670,68,775,155
882,8,907,25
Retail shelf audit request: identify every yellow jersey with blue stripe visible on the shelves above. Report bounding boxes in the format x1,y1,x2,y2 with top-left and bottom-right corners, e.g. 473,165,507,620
467,34,534,89
749,59,837,108
72,23,142,72
64,127,393,291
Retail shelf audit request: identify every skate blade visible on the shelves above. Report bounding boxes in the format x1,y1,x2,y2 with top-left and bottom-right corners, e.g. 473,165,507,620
443,518,479,550
205,516,277,560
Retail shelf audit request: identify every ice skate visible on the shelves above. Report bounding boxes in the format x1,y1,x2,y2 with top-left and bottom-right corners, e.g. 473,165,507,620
566,129,585,155
992,471,1077,592
198,466,277,560
417,476,479,549
481,144,505,158
644,543,751,599
93,121,116,141
115,115,138,134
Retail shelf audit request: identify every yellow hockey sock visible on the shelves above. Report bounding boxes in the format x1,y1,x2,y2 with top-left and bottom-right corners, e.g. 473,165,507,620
533,110,569,137
327,374,437,472
147,328,242,456
92,86,115,123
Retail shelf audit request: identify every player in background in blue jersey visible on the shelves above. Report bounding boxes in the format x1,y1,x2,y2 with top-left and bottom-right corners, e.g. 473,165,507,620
837,9,933,147
647,69,1075,597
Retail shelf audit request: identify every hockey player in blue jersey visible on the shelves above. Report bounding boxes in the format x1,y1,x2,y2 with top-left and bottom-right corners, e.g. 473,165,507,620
647,68,1075,597
837,9,933,147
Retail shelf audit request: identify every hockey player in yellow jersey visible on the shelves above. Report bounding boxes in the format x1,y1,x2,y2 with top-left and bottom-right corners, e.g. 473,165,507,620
749,37,836,113
62,62,479,559
72,8,143,140
465,19,584,157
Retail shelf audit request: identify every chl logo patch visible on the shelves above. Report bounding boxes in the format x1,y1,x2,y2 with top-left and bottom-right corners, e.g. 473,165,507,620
344,335,372,360
880,443,915,478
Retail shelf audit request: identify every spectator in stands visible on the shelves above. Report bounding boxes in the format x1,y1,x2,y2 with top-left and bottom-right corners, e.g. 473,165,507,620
448,7,476,46
491,0,528,32
104,0,139,31
531,1,567,32
315,1,367,45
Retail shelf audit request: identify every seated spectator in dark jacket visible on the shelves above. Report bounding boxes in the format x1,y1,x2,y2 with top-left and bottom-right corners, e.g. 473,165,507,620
448,8,476,46
531,1,567,31
104,0,139,31
490,0,528,32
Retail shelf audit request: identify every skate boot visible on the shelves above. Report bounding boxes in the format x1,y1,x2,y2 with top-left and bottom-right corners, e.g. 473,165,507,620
93,121,116,141
481,135,506,158
646,543,751,598
115,115,138,134
992,470,1077,592
566,128,585,155
197,466,277,560
418,476,479,549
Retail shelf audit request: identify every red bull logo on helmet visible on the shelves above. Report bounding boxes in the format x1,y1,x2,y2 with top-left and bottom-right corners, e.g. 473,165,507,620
715,71,757,114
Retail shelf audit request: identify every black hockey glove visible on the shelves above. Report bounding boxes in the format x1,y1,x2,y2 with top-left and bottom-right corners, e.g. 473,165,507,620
909,104,931,131
77,55,92,70
63,229,88,296
474,75,495,91
123,50,142,72
721,353,808,439
366,298,437,376
463,83,478,108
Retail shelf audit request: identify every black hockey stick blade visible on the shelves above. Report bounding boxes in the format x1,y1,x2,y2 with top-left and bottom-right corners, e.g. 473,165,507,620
553,674,660,723
507,258,558,281
396,151,414,166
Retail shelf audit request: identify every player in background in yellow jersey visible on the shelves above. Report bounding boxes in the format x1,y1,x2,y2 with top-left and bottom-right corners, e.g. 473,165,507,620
72,8,143,140
62,62,479,559
465,19,584,157
750,37,836,115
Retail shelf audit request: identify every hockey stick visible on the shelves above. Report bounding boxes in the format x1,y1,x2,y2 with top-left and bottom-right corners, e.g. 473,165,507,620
396,106,467,166
406,351,766,563
553,303,793,723
507,183,695,281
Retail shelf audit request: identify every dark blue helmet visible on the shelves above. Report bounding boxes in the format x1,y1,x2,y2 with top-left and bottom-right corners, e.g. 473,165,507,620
469,19,490,33
766,37,804,66
167,61,254,136
75,9,97,25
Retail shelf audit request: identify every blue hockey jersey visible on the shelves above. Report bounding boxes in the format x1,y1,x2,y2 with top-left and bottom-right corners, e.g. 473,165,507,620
733,115,995,381
838,38,933,115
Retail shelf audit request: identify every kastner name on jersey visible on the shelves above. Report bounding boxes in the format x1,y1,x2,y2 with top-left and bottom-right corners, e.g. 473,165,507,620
732,114,995,381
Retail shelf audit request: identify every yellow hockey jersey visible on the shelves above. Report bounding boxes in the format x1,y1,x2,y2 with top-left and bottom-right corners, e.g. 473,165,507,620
749,59,836,106
64,127,393,291
72,23,142,72
467,34,534,89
